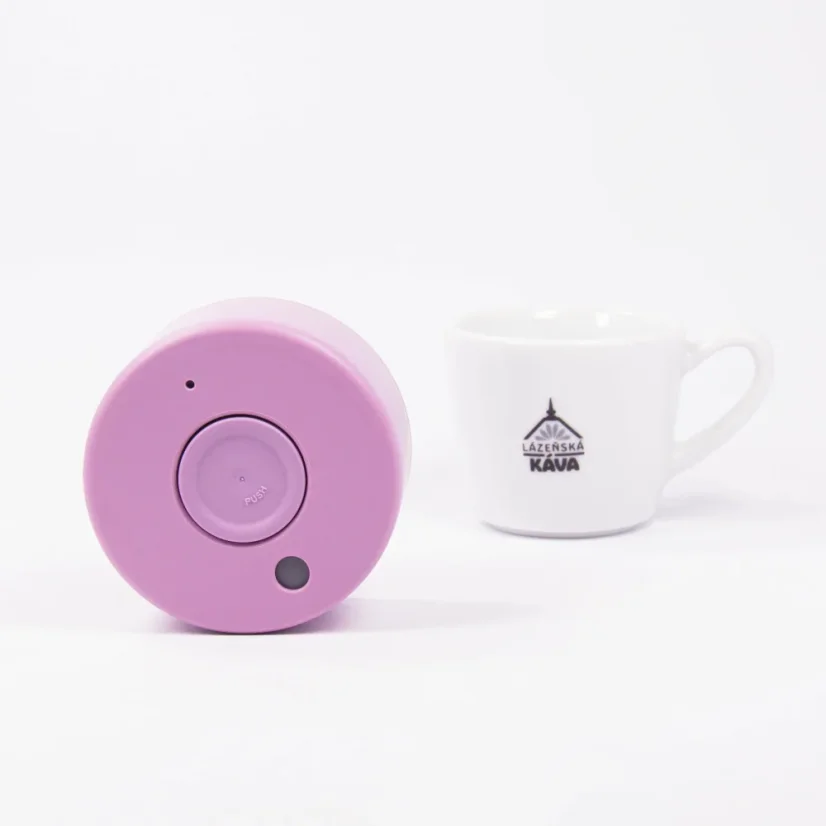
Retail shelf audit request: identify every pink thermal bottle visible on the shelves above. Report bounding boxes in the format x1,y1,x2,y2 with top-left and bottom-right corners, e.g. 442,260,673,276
84,298,410,632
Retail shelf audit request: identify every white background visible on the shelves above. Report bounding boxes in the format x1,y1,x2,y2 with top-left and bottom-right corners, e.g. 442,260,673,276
1,1,825,823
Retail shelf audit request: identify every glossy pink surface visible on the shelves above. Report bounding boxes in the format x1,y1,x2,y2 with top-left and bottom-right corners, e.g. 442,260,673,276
84,306,406,633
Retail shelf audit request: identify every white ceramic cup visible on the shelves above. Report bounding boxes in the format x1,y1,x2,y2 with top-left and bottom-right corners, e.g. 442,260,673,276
446,308,773,537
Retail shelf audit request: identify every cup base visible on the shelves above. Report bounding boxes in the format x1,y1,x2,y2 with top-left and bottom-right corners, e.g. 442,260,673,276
482,517,652,540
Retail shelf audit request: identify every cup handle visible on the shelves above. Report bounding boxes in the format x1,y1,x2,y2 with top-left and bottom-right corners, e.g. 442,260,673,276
670,331,773,478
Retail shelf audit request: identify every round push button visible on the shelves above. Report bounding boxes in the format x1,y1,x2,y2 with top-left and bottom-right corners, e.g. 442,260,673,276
177,416,306,544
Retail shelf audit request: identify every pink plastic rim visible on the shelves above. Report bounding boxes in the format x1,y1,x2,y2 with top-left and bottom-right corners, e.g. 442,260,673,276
84,320,404,633
177,415,307,544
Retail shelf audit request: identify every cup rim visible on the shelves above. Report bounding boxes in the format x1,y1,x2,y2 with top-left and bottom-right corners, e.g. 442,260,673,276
448,306,686,345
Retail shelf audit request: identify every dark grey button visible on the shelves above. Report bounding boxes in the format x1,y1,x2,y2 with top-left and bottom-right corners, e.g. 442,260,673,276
275,556,310,590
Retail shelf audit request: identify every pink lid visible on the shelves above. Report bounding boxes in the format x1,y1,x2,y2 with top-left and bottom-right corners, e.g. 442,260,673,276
84,303,407,633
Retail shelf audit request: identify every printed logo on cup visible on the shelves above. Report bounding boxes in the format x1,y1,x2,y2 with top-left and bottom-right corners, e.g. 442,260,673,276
522,398,584,473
